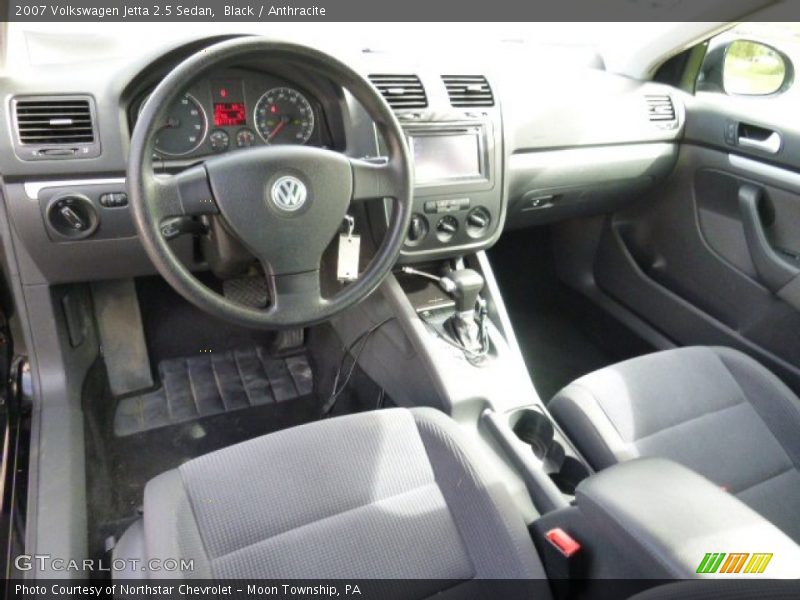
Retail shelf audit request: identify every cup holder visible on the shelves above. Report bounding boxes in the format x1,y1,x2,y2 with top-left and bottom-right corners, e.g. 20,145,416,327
550,456,591,495
509,407,591,495
511,409,554,460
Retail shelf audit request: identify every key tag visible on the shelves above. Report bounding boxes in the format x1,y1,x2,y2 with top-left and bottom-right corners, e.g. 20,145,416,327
337,215,361,282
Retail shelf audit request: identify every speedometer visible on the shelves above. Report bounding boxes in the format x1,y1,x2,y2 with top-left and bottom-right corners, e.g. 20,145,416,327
254,87,315,145
143,93,207,156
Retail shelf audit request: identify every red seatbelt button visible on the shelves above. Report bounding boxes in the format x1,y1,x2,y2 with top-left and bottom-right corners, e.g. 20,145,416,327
546,528,581,557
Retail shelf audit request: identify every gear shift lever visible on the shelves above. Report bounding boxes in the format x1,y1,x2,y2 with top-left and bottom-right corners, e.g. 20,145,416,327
399,266,489,357
443,269,484,317
442,268,486,354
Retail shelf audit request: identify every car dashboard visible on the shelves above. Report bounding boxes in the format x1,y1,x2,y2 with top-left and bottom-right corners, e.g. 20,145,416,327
0,34,684,287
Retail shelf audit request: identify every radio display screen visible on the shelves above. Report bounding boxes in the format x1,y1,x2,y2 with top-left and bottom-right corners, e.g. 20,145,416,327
410,133,481,183
213,102,247,127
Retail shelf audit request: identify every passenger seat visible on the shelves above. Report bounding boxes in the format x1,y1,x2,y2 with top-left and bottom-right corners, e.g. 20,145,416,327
549,346,800,543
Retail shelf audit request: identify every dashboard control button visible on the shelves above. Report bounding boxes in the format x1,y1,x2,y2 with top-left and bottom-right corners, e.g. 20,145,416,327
424,198,471,214
100,192,128,208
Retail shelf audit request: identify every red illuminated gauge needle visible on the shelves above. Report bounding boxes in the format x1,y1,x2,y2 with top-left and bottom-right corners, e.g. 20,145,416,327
267,116,290,141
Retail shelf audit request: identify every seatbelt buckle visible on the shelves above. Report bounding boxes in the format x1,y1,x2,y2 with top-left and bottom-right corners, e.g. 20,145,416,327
540,527,584,588
546,527,582,558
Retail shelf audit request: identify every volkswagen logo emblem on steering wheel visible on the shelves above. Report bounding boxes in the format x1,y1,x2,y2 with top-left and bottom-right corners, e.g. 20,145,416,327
270,175,308,212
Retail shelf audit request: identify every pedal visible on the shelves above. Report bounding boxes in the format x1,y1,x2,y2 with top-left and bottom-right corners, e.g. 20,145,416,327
269,329,305,355
222,275,268,308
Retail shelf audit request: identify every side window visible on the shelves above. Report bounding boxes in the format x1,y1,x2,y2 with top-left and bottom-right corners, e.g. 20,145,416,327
697,23,798,97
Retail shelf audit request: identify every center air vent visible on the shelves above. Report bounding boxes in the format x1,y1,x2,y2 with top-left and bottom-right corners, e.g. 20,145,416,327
645,94,677,127
11,95,100,161
442,75,494,108
368,75,428,110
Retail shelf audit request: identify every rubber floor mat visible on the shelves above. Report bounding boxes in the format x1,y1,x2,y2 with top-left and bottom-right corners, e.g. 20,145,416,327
114,347,313,436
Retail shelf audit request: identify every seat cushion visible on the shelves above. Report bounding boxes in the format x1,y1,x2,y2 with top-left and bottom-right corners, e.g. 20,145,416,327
117,407,547,590
549,346,800,543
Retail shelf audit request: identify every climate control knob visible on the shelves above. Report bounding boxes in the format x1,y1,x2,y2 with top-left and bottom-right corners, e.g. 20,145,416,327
406,214,428,246
466,207,491,238
435,215,458,242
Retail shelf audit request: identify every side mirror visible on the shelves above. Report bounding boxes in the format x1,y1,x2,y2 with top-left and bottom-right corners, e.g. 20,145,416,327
723,40,790,96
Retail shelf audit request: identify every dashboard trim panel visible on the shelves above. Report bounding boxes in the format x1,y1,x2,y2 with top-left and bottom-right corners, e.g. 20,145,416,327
24,178,127,200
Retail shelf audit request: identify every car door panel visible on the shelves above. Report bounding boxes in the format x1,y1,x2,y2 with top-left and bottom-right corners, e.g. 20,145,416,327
593,127,800,392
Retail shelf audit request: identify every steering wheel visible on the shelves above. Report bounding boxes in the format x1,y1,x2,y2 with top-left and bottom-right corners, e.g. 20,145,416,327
129,38,412,329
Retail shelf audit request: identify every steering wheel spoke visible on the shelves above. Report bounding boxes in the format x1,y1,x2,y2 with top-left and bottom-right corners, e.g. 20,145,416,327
152,165,220,221
350,158,402,203
265,269,326,318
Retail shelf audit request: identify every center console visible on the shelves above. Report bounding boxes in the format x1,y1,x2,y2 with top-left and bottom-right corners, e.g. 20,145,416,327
332,246,592,525
354,73,505,263
398,120,502,259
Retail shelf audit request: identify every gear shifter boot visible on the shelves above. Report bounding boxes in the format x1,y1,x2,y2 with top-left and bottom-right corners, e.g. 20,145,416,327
446,313,484,354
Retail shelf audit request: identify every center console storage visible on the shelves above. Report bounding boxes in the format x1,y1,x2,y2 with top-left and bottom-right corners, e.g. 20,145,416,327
531,457,800,583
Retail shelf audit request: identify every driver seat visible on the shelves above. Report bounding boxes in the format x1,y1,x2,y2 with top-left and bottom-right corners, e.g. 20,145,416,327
113,407,548,588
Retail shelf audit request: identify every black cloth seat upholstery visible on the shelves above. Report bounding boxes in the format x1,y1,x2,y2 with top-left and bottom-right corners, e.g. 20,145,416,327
114,407,549,595
550,346,800,543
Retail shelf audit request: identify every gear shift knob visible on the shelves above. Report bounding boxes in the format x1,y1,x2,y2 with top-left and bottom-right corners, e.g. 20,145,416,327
444,268,485,314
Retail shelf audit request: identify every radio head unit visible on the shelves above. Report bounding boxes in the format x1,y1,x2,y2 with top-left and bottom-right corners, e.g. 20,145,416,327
408,126,487,185
370,116,504,262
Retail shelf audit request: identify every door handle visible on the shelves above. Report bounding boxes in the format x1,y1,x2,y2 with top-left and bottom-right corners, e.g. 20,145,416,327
738,131,782,154
738,184,799,292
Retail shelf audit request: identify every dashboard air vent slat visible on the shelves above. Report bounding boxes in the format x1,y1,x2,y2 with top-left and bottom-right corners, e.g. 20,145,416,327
368,74,427,110
14,98,96,144
645,94,676,122
442,75,494,108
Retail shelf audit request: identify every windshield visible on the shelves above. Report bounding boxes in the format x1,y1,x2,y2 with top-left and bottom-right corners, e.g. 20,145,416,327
3,22,684,70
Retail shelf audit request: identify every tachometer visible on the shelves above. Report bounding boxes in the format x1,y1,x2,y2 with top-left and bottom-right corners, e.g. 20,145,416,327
143,93,207,156
254,87,315,145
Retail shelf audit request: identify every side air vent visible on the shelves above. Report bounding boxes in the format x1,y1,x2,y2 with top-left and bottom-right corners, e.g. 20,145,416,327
368,74,428,110
11,95,101,160
442,75,494,108
645,94,677,128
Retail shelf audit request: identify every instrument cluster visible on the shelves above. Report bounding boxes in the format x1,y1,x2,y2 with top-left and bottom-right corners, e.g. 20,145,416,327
133,69,328,160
